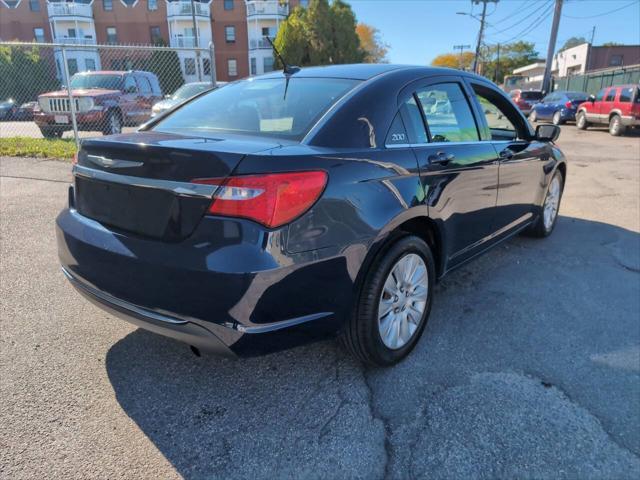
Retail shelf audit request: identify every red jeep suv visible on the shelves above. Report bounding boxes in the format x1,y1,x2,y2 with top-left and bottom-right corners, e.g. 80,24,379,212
576,84,640,136
35,71,162,138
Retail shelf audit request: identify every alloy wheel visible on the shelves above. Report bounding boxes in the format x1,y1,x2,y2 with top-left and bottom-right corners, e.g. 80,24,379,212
378,253,429,350
110,113,122,134
543,176,561,230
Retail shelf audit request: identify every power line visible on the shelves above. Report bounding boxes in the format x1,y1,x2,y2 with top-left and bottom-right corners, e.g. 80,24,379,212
562,0,638,19
488,0,544,29
488,1,548,35
489,1,554,45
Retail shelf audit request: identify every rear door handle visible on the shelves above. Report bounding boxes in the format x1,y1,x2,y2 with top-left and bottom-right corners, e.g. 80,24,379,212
428,151,455,165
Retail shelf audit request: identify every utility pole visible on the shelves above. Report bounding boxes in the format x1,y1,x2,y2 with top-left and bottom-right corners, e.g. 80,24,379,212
454,44,471,70
191,0,202,81
541,0,563,94
494,43,500,83
583,25,596,91
472,0,498,74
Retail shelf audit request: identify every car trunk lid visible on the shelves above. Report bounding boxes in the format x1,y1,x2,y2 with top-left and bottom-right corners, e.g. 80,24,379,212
74,131,280,241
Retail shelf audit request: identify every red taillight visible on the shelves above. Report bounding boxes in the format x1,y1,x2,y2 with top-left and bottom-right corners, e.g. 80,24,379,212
193,171,327,228
565,101,573,109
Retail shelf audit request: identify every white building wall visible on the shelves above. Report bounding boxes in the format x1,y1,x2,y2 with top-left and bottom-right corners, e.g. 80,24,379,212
553,43,590,77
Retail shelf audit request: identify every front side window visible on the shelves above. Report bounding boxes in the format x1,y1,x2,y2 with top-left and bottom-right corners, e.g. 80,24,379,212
415,83,479,143
225,25,236,43
227,58,238,77
137,76,152,94
153,77,359,141
595,88,606,101
605,88,617,102
33,28,45,43
473,88,518,141
123,76,138,93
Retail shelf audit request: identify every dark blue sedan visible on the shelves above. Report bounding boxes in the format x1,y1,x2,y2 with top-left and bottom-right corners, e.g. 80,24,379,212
57,64,566,366
529,90,589,125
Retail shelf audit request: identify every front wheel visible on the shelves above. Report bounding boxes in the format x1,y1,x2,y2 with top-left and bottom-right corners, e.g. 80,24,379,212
527,170,564,238
341,235,435,366
576,111,589,130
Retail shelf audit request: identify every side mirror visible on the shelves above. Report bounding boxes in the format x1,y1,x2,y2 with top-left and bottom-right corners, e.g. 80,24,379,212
588,94,596,103
535,124,560,143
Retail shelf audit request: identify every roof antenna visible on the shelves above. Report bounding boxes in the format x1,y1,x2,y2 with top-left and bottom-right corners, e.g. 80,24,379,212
266,36,300,76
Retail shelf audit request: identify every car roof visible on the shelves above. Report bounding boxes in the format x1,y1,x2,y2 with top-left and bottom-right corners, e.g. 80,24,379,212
258,63,473,81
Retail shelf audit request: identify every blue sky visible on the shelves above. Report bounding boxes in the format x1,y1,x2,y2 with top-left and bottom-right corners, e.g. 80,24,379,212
347,0,640,64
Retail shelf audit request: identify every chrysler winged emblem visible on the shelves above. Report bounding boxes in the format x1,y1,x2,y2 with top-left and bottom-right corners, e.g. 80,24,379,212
87,155,143,169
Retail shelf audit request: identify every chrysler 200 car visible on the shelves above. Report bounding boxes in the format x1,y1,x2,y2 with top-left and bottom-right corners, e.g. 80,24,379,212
56,64,565,366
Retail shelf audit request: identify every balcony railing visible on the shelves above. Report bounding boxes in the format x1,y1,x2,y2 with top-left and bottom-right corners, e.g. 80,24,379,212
171,36,198,48
53,36,97,45
246,1,288,17
249,37,272,50
47,2,94,18
166,1,211,17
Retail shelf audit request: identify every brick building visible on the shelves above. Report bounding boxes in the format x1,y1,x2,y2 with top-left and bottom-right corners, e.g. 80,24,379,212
0,0,304,82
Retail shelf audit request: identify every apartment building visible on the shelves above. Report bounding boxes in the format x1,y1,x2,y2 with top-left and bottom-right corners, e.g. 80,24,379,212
0,0,303,82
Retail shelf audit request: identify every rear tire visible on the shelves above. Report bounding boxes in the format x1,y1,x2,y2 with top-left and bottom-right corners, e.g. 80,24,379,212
609,114,625,136
576,111,589,130
39,127,63,139
552,111,564,125
527,169,564,238
341,235,435,366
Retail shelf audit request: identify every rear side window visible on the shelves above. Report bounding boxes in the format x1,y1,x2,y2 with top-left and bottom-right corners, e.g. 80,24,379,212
605,88,617,102
416,83,479,142
521,91,543,101
619,87,633,103
385,112,408,145
123,76,137,93
401,96,428,144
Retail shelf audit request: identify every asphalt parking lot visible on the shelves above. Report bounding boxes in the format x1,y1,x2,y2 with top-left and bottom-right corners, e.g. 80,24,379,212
1,125,639,479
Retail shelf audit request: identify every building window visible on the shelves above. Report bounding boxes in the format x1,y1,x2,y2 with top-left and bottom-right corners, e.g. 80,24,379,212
263,56,274,73
29,0,40,12
609,55,623,67
106,27,118,44
250,57,256,75
227,58,238,77
121,0,137,6
184,58,196,76
67,58,79,76
103,0,113,11
203,58,211,76
224,0,234,11
2,1,19,9
67,28,77,39
33,28,45,43
149,26,162,44
225,26,236,43
148,0,157,11
85,58,96,71
261,27,270,37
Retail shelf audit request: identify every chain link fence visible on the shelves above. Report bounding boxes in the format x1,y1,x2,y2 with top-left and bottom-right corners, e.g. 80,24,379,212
0,41,216,146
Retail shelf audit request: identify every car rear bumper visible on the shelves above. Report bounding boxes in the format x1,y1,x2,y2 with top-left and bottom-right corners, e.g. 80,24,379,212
56,204,356,355
620,115,640,127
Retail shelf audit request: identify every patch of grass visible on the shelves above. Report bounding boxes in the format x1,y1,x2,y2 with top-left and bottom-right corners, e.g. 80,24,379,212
0,137,76,161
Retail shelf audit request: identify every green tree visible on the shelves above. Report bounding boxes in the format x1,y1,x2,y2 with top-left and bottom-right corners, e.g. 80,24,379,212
274,0,364,68
560,36,588,51
0,45,58,104
481,41,539,83
141,40,184,95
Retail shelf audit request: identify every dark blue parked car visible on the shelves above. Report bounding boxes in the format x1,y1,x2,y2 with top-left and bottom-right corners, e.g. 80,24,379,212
56,64,566,366
529,90,589,125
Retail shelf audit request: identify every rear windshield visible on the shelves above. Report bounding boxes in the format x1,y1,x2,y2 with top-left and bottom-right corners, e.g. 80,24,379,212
521,91,543,100
69,74,123,90
153,77,360,141
566,92,588,101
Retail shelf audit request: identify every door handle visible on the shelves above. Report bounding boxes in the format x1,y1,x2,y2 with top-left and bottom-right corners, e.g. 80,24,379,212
499,148,514,160
428,151,455,165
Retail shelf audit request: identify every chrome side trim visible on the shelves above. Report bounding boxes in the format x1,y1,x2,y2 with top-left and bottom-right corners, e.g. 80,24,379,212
237,312,333,334
73,164,217,199
62,267,188,325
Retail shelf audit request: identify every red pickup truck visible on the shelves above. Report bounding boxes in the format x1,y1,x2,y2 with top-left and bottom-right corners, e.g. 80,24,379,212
35,70,162,138
576,84,640,136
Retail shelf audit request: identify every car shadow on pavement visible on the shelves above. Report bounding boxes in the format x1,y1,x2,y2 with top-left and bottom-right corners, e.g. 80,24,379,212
105,216,640,479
